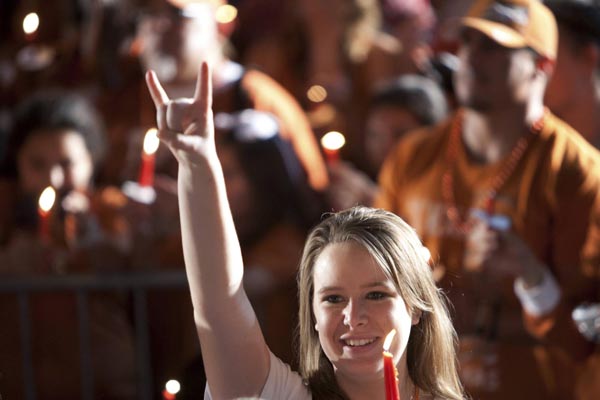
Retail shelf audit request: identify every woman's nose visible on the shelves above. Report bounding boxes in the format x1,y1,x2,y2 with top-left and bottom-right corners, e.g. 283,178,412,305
343,299,368,328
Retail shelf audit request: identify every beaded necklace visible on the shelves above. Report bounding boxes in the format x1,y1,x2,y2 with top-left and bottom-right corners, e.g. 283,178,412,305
441,109,546,233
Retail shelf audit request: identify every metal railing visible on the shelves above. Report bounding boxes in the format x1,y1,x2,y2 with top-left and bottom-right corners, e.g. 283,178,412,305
0,271,189,400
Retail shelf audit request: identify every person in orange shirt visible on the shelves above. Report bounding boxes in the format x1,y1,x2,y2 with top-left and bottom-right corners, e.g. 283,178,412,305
376,1,600,399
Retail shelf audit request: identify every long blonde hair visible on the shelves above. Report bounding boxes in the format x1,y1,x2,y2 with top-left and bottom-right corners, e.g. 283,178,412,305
297,207,464,399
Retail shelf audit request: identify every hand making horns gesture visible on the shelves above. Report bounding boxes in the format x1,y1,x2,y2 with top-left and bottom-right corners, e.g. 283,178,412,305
145,62,215,165
144,62,271,398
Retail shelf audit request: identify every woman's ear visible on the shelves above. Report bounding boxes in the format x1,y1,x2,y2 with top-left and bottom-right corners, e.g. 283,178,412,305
411,309,422,325
314,323,319,331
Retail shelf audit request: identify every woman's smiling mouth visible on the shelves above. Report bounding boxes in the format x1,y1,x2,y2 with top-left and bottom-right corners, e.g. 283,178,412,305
343,338,377,347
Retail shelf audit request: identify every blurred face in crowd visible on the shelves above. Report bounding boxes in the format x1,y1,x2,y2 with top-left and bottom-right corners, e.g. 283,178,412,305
365,106,420,174
17,129,94,197
137,3,219,83
454,29,538,111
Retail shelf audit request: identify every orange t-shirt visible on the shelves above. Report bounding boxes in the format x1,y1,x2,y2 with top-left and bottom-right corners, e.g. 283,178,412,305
377,110,600,399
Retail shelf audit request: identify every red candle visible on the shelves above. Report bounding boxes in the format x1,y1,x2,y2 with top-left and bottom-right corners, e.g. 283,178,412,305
38,186,56,243
162,390,175,400
138,128,160,187
320,131,345,164
383,329,400,400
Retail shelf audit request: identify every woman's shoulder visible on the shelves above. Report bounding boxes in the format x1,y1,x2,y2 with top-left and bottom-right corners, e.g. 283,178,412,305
259,351,312,399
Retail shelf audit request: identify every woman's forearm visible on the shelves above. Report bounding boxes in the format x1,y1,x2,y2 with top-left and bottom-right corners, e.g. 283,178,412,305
178,157,245,325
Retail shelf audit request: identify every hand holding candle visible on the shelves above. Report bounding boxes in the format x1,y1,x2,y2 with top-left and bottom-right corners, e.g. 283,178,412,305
320,131,345,164
139,127,160,187
383,329,400,400
38,186,56,243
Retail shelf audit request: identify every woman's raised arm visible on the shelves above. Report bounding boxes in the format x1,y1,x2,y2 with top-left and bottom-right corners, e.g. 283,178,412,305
146,63,270,398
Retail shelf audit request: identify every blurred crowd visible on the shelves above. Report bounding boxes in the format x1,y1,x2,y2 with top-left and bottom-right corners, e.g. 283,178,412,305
0,0,599,399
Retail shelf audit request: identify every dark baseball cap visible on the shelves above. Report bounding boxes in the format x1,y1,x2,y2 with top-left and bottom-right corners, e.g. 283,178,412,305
544,0,600,45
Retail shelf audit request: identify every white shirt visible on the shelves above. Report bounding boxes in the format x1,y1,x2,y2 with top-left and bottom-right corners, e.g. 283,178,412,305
204,351,312,399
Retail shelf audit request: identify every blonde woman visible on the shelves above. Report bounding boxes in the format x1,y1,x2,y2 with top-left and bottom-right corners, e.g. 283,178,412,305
146,63,464,399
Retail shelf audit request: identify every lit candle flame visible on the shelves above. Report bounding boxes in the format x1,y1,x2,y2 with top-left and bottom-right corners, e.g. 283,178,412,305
143,128,160,155
38,186,56,213
215,4,237,24
307,85,328,103
383,329,396,352
165,379,181,395
23,13,40,35
320,131,346,152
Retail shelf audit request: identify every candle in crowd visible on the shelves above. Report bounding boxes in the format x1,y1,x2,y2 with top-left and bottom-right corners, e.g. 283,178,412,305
138,128,160,187
320,131,346,163
215,3,237,24
162,379,181,400
22,12,39,42
38,186,56,243
383,329,400,400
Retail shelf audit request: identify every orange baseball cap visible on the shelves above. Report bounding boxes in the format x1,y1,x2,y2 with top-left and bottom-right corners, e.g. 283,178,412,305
461,0,557,59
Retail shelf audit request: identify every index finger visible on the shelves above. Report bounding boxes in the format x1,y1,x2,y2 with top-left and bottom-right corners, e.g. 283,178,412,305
193,62,212,112
145,70,170,108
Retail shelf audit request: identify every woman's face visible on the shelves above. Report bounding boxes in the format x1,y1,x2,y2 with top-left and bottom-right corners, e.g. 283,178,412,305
17,129,93,196
311,241,419,382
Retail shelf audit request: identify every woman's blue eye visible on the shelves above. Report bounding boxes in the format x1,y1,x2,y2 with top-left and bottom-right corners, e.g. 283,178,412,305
366,291,387,300
324,295,343,303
